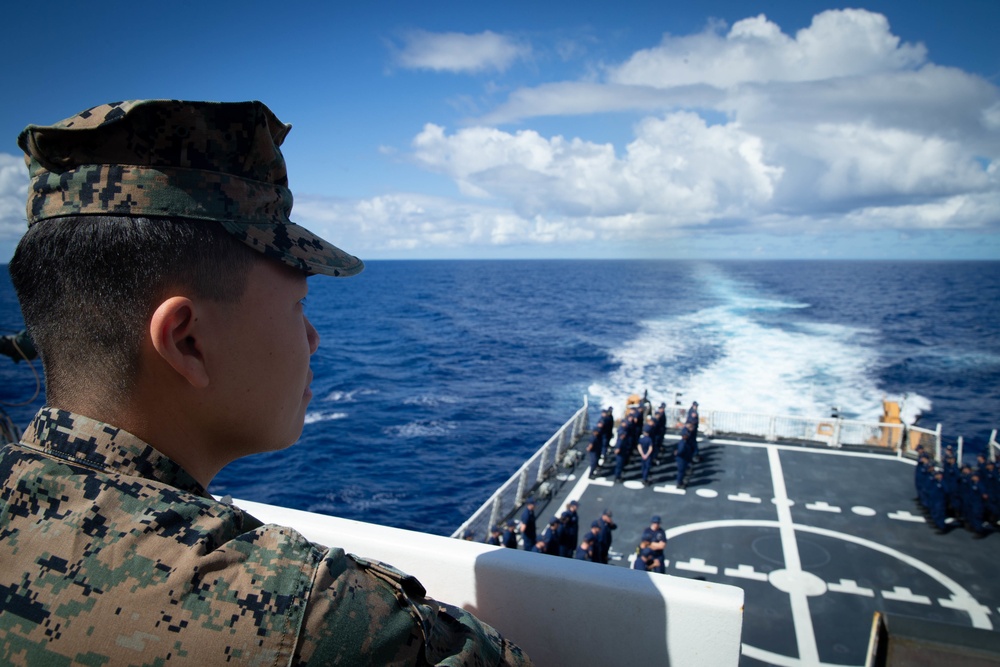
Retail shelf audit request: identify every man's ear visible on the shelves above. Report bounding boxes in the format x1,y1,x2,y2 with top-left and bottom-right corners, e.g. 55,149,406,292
149,296,210,388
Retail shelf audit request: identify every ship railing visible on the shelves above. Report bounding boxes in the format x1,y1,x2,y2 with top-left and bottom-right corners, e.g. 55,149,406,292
990,430,999,463
450,397,590,542
237,497,745,666
700,408,909,452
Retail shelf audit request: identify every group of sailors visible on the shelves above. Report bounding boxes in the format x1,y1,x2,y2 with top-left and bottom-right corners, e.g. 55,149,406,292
914,445,999,537
476,501,670,574
587,396,701,489
478,499,620,564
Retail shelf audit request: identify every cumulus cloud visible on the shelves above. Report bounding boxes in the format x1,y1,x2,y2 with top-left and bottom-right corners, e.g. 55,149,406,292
406,8,1000,247
292,192,598,253
393,29,529,73
0,154,29,249
411,113,782,226
608,10,927,88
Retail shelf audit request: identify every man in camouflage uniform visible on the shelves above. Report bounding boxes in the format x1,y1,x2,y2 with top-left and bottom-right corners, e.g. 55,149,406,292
0,100,531,666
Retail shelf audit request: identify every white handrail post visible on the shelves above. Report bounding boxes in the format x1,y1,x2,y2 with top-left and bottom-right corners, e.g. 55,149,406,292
515,469,529,506
990,430,998,462
935,424,942,462
957,435,964,466
832,418,842,449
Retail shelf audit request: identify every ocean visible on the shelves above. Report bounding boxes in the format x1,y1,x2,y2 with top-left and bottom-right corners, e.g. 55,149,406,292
2,260,998,536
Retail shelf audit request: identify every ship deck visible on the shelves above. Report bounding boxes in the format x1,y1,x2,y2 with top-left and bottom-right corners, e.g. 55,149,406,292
532,432,999,667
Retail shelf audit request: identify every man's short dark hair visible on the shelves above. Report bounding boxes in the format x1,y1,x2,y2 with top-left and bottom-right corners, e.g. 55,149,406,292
9,216,259,403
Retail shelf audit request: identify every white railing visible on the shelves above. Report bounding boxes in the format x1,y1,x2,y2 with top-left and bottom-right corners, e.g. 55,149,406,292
450,397,590,542
990,430,999,463
237,497,745,666
702,408,910,452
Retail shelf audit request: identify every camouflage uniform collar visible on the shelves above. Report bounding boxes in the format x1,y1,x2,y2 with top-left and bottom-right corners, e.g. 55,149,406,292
19,406,206,496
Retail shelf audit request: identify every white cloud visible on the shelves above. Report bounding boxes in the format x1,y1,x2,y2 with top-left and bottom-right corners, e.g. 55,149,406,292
411,113,782,227
608,9,926,88
404,8,1000,246
0,153,29,246
393,30,529,73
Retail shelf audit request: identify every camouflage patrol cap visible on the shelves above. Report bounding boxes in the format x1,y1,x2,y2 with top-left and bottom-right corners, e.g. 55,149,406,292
18,99,363,277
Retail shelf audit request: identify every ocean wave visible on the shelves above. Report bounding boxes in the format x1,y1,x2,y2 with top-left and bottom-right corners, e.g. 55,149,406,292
304,411,349,425
383,420,458,438
322,388,380,403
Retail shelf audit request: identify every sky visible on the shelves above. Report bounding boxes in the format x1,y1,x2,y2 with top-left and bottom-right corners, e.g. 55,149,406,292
1,0,999,261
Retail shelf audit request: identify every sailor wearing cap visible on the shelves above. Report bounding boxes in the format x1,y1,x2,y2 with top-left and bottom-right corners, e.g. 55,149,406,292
519,497,537,549
543,515,563,555
1,100,530,666
598,508,617,564
641,516,668,574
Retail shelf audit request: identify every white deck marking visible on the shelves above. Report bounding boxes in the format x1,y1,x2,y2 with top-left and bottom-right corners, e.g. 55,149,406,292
622,480,645,489
676,558,718,575
888,510,926,523
588,477,615,487
695,488,719,498
805,501,841,513
767,446,821,665
728,492,761,503
827,579,874,597
851,506,877,516
725,564,769,582
882,587,932,605
938,593,992,617
654,484,686,495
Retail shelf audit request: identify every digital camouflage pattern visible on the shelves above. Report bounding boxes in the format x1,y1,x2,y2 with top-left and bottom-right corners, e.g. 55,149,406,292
0,408,531,666
18,100,364,277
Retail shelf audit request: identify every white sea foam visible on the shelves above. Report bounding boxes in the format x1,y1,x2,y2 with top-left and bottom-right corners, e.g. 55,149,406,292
403,394,459,408
304,411,349,425
384,420,458,438
322,388,380,403
590,269,931,425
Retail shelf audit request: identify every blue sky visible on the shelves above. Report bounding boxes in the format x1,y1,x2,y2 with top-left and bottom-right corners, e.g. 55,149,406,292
1,0,998,261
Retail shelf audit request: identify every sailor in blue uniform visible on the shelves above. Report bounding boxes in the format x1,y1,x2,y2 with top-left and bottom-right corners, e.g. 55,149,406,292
641,516,667,574
633,547,656,572
926,470,949,533
586,427,604,478
962,472,989,537
561,504,580,558
638,426,654,486
652,404,667,462
676,420,694,489
614,419,632,482
502,520,519,548
574,536,594,561
486,525,502,546
542,516,562,555
601,407,615,456
687,401,700,462
519,498,537,550
598,509,616,565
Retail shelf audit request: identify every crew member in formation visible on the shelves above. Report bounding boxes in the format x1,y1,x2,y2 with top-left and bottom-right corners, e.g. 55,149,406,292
519,498,537,550
913,446,996,538
687,401,701,462
598,509,616,564
641,516,668,574
638,425,654,486
503,521,519,548
542,516,562,555
587,426,604,478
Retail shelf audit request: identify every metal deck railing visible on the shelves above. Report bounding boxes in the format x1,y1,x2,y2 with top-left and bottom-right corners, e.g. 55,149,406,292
454,396,997,539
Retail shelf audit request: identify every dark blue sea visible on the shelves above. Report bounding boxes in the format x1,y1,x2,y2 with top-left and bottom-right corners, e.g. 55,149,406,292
2,261,998,536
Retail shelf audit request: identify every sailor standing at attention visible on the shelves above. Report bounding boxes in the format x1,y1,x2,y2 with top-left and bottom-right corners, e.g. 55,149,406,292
519,497,537,549
641,516,668,574
0,100,530,666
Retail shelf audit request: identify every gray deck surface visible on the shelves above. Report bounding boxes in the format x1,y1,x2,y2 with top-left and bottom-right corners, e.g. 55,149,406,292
527,433,999,667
